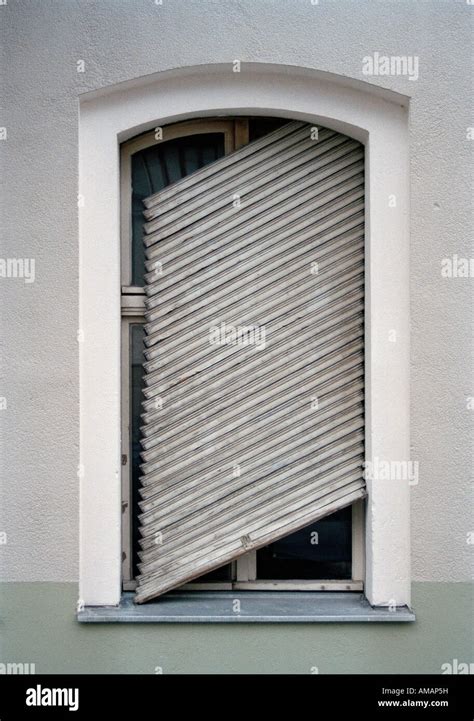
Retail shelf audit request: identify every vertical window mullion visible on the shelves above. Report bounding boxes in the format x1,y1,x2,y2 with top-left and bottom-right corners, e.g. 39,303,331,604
235,552,257,583
351,500,365,583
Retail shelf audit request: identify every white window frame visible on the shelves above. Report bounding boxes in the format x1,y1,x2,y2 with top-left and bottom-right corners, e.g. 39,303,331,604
79,65,410,608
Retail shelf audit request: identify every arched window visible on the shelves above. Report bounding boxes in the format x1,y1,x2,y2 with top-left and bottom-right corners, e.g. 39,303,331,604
120,117,364,598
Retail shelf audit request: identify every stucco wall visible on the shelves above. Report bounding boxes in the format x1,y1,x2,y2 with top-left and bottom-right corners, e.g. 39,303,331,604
0,0,472,590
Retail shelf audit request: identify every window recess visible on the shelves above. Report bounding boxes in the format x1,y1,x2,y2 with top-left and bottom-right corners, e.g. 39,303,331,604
120,117,366,603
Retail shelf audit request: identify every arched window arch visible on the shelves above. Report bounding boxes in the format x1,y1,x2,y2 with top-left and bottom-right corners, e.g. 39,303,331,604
78,65,410,610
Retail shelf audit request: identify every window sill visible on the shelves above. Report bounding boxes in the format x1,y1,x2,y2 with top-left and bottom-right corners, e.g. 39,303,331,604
77,591,415,623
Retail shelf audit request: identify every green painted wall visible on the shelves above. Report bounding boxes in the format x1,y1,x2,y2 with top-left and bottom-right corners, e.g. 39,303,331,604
1,583,472,674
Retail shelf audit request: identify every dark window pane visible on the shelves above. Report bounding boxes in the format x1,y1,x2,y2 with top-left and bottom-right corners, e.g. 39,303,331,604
194,565,233,582
248,116,289,142
162,144,182,185
141,147,167,189
182,143,200,174
256,507,352,580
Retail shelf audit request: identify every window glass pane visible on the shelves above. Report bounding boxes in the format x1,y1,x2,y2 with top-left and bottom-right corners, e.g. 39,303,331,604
130,133,225,286
182,144,200,174
194,564,233,582
256,507,352,580
248,116,288,142
161,144,182,185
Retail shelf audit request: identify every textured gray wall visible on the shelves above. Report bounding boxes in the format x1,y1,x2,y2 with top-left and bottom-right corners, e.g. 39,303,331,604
0,0,472,585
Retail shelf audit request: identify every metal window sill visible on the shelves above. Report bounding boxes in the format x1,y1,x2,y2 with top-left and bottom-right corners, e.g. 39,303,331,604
77,591,415,623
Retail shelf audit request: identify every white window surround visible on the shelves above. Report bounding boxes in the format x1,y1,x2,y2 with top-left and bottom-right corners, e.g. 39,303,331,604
79,63,411,609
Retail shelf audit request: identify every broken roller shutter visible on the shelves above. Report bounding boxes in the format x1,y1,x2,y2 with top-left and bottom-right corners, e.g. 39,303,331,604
135,120,366,603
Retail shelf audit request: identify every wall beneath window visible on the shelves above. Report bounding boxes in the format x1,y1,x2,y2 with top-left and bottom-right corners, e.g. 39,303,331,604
1,583,472,674
0,0,472,671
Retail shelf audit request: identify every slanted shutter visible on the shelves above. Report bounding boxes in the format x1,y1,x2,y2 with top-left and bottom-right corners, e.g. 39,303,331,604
135,121,366,603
